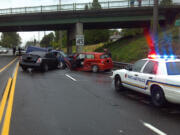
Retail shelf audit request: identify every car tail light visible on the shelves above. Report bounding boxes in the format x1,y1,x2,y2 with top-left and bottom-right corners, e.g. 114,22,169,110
36,58,42,63
101,60,104,64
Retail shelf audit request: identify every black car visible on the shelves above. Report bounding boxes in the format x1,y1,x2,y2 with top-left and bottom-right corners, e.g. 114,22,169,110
19,51,59,72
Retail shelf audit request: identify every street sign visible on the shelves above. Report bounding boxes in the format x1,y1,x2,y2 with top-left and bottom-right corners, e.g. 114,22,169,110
76,35,84,46
175,19,180,26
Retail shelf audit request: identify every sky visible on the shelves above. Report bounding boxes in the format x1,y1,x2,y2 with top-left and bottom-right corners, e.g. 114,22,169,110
0,0,93,46
0,0,179,46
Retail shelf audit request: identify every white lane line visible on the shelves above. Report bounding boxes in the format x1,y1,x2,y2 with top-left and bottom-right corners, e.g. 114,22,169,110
142,121,167,135
65,74,77,82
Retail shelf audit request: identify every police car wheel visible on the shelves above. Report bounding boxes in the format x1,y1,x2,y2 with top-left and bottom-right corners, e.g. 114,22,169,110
114,76,124,92
151,86,166,107
92,65,98,73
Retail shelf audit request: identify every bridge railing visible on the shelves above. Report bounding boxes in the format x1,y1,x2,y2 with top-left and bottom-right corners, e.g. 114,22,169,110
0,0,178,15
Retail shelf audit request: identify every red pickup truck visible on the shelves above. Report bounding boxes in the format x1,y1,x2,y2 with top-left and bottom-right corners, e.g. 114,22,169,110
68,52,113,72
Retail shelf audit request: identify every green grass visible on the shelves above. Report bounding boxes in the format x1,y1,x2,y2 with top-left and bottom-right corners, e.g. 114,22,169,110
62,43,104,53
95,36,148,63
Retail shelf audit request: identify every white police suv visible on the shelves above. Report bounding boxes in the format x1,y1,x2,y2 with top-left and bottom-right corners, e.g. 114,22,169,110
113,54,180,107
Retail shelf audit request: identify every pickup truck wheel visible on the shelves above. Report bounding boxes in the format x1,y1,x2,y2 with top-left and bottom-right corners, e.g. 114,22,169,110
114,76,124,92
151,86,166,107
92,65,98,73
42,63,48,72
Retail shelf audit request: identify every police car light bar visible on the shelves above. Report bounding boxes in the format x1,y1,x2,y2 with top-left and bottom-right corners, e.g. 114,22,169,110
148,54,178,60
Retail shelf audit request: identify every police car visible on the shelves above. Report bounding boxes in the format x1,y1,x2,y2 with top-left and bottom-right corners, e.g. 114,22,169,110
112,54,180,107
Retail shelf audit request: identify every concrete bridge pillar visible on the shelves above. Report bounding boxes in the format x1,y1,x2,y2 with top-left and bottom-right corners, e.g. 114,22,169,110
75,22,84,53
67,28,74,55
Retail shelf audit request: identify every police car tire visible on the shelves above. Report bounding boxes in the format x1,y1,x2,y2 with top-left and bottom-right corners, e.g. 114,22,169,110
92,65,98,73
151,86,166,107
114,76,124,92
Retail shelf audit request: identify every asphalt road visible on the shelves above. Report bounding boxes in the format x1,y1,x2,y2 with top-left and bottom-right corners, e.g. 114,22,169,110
0,56,180,135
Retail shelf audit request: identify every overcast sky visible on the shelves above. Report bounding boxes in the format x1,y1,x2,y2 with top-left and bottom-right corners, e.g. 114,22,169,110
0,0,179,46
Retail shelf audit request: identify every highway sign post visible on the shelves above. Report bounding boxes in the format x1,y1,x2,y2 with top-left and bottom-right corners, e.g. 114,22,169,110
76,35,84,46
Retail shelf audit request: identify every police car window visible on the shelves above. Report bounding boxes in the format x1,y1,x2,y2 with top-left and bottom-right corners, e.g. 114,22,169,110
143,61,158,74
86,54,94,59
132,60,147,72
166,62,180,75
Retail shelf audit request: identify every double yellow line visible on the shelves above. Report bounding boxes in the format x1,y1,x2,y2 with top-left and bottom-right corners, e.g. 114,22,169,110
0,62,19,135
0,58,17,73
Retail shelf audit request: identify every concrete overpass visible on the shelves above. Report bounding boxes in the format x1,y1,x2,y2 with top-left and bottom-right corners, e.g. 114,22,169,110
0,0,180,53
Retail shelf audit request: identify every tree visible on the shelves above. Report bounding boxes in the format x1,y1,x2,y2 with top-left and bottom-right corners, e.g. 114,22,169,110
121,28,144,38
85,4,89,10
53,31,67,49
40,32,55,47
1,32,21,48
91,0,101,9
84,0,110,45
160,0,172,5
85,29,110,45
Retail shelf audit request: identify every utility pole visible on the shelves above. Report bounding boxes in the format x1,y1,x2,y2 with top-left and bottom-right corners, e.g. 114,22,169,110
59,0,63,49
153,0,159,35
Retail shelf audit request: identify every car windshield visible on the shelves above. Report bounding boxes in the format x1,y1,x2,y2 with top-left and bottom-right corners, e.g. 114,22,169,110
166,62,180,75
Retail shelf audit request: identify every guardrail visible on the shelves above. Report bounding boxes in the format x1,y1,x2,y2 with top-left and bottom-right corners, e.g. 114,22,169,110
0,0,156,15
113,61,133,69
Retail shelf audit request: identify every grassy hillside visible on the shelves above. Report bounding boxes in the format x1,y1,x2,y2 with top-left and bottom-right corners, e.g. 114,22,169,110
95,27,179,63
62,43,104,53
95,36,149,63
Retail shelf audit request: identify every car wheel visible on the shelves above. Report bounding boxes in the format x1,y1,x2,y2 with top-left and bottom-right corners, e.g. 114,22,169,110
151,86,166,107
114,75,124,92
21,66,27,71
92,65,98,73
42,63,48,72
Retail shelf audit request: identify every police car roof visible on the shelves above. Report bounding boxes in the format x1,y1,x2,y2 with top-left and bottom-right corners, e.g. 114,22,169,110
144,58,180,62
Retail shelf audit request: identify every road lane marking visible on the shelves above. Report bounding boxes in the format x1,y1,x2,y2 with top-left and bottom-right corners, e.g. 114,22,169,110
65,74,77,81
142,121,167,135
0,58,17,73
0,78,12,124
1,62,19,135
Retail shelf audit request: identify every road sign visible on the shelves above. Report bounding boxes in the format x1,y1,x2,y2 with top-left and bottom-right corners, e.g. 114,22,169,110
76,35,84,46
175,19,180,26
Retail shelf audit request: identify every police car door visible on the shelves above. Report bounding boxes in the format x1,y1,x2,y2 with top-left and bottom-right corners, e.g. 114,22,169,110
141,60,159,95
124,60,148,92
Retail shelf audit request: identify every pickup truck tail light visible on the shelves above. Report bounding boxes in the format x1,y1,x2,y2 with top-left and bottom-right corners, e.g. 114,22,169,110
36,58,42,63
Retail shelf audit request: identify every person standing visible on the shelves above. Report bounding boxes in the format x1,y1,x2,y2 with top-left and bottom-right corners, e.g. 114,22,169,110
13,47,16,55
104,49,112,58
130,0,135,7
18,47,21,56
138,0,142,7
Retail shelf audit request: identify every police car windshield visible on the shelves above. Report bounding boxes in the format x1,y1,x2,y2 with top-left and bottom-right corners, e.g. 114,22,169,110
166,62,180,75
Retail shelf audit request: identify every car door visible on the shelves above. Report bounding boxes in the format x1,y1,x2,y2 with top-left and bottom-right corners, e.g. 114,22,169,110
140,60,159,95
84,54,95,69
124,60,148,92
